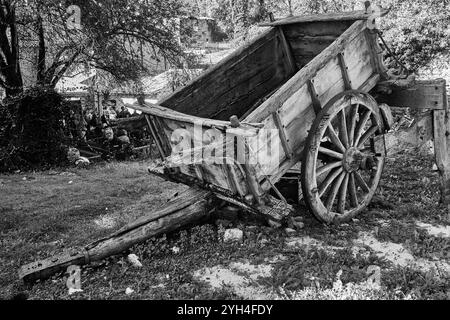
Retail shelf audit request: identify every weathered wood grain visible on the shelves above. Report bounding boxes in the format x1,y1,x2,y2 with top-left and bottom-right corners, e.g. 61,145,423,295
433,110,450,204
272,111,293,159
277,27,298,74
145,115,165,161
363,29,388,78
110,116,147,131
378,79,447,110
338,52,352,90
260,9,390,27
160,28,292,121
282,21,353,38
343,35,374,89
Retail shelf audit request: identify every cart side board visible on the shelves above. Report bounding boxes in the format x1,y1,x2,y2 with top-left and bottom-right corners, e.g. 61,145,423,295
160,27,295,121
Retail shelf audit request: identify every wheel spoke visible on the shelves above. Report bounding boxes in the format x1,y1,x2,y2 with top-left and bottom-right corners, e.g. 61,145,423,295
349,173,358,207
316,161,342,177
354,110,372,147
318,167,344,197
340,109,350,148
326,172,346,211
357,126,379,149
348,104,359,146
319,147,344,160
327,124,346,153
338,173,349,214
354,171,370,193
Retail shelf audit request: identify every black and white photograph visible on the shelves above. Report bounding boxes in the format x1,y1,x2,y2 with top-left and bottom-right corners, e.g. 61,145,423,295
0,0,449,304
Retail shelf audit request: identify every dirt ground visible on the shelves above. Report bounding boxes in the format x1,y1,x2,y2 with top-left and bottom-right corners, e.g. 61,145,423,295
0,150,449,300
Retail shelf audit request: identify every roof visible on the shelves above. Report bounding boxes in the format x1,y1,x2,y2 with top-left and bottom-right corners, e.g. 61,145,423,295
259,8,390,27
108,69,204,99
55,69,96,94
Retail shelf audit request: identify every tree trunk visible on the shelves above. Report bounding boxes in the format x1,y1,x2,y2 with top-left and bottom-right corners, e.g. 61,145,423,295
36,10,46,86
0,0,23,98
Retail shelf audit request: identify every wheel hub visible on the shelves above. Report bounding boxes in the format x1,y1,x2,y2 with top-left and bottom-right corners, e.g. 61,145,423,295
343,147,364,172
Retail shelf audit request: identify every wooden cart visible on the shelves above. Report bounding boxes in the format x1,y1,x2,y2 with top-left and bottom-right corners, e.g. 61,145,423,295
132,10,394,224
22,9,450,282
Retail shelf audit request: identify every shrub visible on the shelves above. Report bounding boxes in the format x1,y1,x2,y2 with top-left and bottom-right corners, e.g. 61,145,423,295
0,87,72,172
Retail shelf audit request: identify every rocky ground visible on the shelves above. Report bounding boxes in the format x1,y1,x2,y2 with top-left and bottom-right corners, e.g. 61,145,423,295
0,147,449,300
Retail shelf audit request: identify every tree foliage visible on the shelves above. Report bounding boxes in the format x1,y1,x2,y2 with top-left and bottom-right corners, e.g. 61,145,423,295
206,0,450,72
0,0,188,98
380,0,450,71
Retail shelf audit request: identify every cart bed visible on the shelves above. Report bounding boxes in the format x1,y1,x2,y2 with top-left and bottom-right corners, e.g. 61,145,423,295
131,11,388,214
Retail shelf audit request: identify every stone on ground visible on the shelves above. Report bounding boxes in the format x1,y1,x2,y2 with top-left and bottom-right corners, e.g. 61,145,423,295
223,228,243,243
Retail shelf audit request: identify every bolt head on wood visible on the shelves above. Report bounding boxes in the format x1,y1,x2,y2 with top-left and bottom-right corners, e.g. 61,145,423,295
230,115,240,128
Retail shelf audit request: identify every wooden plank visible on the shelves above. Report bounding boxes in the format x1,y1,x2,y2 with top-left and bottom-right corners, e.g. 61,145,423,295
252,116,287,178
289,44,336,58
243,163,265,206
128,102,261,138
284,26,341,69
229,165,246,197
160,28,291,121
288,38,336,56
307,79,322,114
205,65,284,120
259,9,390,27
193,164,205,182
378,80,446,110
145,115,165,161
161,27,273,100
277,27,298,74
278,84,315,157
272,111,293,159
342,32,374,90
433,110,450,204
440,81,450,205
109,115,147,131
363,29,388,78
360,73,381,92
222,164,238,195
312,56,346,107
196,164,230,190
282,21,353,38
151,116,173,157
337,52,352,90
239,85,282,121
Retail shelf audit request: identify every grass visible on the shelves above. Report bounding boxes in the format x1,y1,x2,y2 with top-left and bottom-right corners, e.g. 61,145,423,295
0,160,186,298
263,248,389,293
0,148,449,300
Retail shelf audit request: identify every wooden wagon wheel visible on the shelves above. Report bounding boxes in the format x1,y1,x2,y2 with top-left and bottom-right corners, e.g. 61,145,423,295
301,91,386,224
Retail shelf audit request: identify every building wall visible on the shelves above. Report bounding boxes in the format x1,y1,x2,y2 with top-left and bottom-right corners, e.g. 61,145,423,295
182,17,226,47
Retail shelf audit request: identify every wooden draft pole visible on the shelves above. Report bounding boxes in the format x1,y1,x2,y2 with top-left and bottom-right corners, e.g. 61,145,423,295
19,188,215,283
